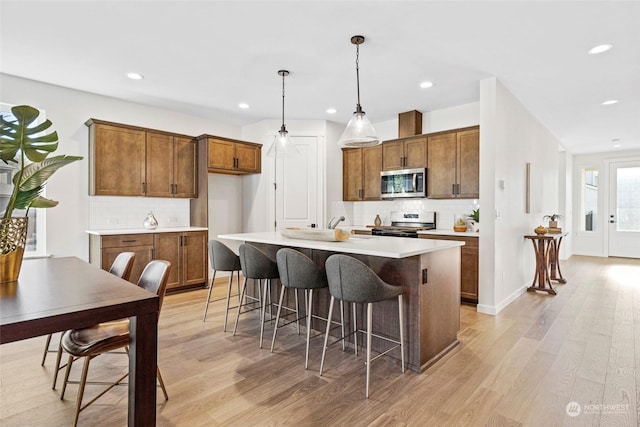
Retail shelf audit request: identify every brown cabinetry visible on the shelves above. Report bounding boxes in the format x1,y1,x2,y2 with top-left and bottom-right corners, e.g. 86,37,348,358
427,127,479,199
382,136,427,171
87,119,198,198
419,234,479,302
89,230,208,291
154,231,207,290
201,135,261,175
343,145,382,201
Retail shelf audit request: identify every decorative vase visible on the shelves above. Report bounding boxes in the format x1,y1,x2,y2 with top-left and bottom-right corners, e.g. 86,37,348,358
0,217,29,283
534,225,548,235
143,212,158,230
374,214,382,227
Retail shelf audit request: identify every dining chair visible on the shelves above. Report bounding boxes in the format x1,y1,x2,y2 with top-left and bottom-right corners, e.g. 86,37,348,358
43,251,136,390
59,259,170,427
319,254,405,399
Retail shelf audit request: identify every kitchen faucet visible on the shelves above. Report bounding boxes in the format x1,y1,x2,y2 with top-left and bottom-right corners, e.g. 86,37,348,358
327,216,345,229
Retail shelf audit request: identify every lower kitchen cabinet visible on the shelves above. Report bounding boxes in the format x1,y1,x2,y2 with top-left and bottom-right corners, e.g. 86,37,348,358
89,230,208,291
419,234,479,303
154,231,208,290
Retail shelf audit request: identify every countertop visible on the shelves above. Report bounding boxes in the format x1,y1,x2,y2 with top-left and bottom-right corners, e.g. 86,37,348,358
218,231,463,259
86,227,208,236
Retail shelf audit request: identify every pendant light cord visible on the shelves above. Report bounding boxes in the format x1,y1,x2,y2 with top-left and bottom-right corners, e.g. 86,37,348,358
355,40,362,113
281,72,286,132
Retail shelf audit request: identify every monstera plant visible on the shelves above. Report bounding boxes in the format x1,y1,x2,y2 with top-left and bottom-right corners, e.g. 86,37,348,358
0,105,82,282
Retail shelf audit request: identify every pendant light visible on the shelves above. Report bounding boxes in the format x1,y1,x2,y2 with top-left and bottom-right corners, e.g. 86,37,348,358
337,35,380,148
267,70,300,158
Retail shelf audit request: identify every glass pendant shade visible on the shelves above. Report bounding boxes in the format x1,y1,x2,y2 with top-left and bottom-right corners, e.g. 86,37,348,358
337,108,380,148
266,126,300,158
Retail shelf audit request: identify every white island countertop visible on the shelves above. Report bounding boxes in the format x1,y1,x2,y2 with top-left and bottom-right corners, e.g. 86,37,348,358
86,226,208,236
218,231,463,259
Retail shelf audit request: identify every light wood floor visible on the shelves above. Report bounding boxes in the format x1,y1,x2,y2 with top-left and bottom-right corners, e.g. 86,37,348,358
1,255,639,426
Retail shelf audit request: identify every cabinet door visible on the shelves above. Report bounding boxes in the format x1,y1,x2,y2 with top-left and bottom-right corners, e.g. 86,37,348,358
343,148,363,201
154,233,182,289
460,246,479,302
382,140,404,171
101,245,153,285
362,145,382,200
427,132,457,198
92,124,146,196
146,132,174,197
173,136,197,198
404,137,427,169
457,129,480,199
182,231,207,286
235,142,261,173
208,138,235,171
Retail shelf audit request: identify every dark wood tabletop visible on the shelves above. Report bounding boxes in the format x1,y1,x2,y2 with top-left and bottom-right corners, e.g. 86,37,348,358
0,256,159,426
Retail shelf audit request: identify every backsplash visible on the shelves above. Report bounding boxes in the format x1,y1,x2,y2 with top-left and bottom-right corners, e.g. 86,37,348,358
331,198,480,230
89,196,190,230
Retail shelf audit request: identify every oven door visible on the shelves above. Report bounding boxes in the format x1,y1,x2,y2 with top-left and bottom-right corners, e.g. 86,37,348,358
380,168,426,199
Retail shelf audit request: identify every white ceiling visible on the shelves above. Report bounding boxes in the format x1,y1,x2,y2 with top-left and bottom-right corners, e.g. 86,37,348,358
1,1,639,154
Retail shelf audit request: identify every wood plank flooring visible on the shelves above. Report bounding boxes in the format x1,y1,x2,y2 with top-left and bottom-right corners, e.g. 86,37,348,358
1,255,639,426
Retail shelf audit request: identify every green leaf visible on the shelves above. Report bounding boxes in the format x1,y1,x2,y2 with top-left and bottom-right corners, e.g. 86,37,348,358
28,195,59,209
15,155,83,192
0,105,59,163
12,185,44,210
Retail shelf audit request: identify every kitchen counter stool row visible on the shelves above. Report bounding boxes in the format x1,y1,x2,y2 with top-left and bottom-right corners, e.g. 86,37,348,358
203,240,405,398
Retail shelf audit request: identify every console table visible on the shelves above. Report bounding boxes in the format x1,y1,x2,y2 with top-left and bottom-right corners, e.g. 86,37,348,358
524,233,567,295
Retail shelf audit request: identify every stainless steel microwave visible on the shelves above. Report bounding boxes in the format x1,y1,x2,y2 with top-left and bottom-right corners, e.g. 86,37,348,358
380,168,426,199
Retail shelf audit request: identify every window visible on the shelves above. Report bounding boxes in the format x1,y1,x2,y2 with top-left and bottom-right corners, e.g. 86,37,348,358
1,103,47,257
581,167,598,231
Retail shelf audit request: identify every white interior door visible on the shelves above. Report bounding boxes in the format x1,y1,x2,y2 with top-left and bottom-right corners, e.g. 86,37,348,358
274,135,318,230
608,160,640,258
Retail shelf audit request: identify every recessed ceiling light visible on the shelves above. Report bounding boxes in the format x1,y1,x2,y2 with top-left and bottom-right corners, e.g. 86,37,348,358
326,108,337,114
601,99,619,106
613,144,622,148
587,44,613,55
612,138,621,148
238,103,249,109
419,81,434,89
126,72,144,80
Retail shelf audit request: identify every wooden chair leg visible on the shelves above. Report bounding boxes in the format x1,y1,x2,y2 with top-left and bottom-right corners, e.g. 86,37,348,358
52,338,64,389
72,356,91,427
157,367,169,401
41,333,52,366
60,354,74,400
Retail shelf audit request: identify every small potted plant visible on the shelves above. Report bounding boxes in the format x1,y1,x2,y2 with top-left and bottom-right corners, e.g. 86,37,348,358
467,208,479,232
1,105,82,283
543,213,563,228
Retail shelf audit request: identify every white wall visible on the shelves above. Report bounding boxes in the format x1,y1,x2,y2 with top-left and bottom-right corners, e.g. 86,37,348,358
558,151,573,259
478,77,563,315
572,149,640,257
1,73,241,260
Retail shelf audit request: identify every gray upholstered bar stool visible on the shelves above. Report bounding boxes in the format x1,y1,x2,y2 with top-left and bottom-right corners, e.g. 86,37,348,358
233,243,281,348
271,248,346,369
202,240,242,331
320,254,405,399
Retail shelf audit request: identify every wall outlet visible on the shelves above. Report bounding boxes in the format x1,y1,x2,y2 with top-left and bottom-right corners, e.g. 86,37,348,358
167,217,178,224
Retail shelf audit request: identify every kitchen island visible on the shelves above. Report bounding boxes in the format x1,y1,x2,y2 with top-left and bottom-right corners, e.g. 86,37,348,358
219,232,463,373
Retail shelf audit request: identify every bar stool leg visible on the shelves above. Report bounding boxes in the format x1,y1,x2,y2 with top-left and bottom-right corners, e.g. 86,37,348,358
259,279,269,348
202,270,217,321
339,301,345,351
222,272,234,331
304,289,314,369
270,284,287,352
295,289,301,334
353,303,358,356
319,296,335,376
232,277,249,336
399,294,405,373
365,302,373,399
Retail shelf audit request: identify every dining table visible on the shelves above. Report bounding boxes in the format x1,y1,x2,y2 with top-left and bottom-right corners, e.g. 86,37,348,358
0,256,159,426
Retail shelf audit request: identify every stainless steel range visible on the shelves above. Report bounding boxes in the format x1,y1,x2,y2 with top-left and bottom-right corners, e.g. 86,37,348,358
371,210,436,238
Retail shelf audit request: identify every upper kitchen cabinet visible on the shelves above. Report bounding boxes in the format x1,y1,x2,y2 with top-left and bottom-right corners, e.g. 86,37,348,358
382,136,427,171
146,132,197,198
343,145,382,201
86,119,197,198
200,135,261,175
427,126,479,199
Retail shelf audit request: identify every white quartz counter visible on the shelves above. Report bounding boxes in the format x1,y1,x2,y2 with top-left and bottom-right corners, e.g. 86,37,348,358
218,231,463,259
86,227,208,236
418,229,479,238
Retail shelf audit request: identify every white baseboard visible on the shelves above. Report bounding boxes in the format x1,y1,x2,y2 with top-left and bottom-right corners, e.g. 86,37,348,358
477,284,528,316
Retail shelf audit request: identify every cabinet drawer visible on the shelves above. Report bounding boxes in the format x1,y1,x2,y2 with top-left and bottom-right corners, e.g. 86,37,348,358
101,234,154,248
